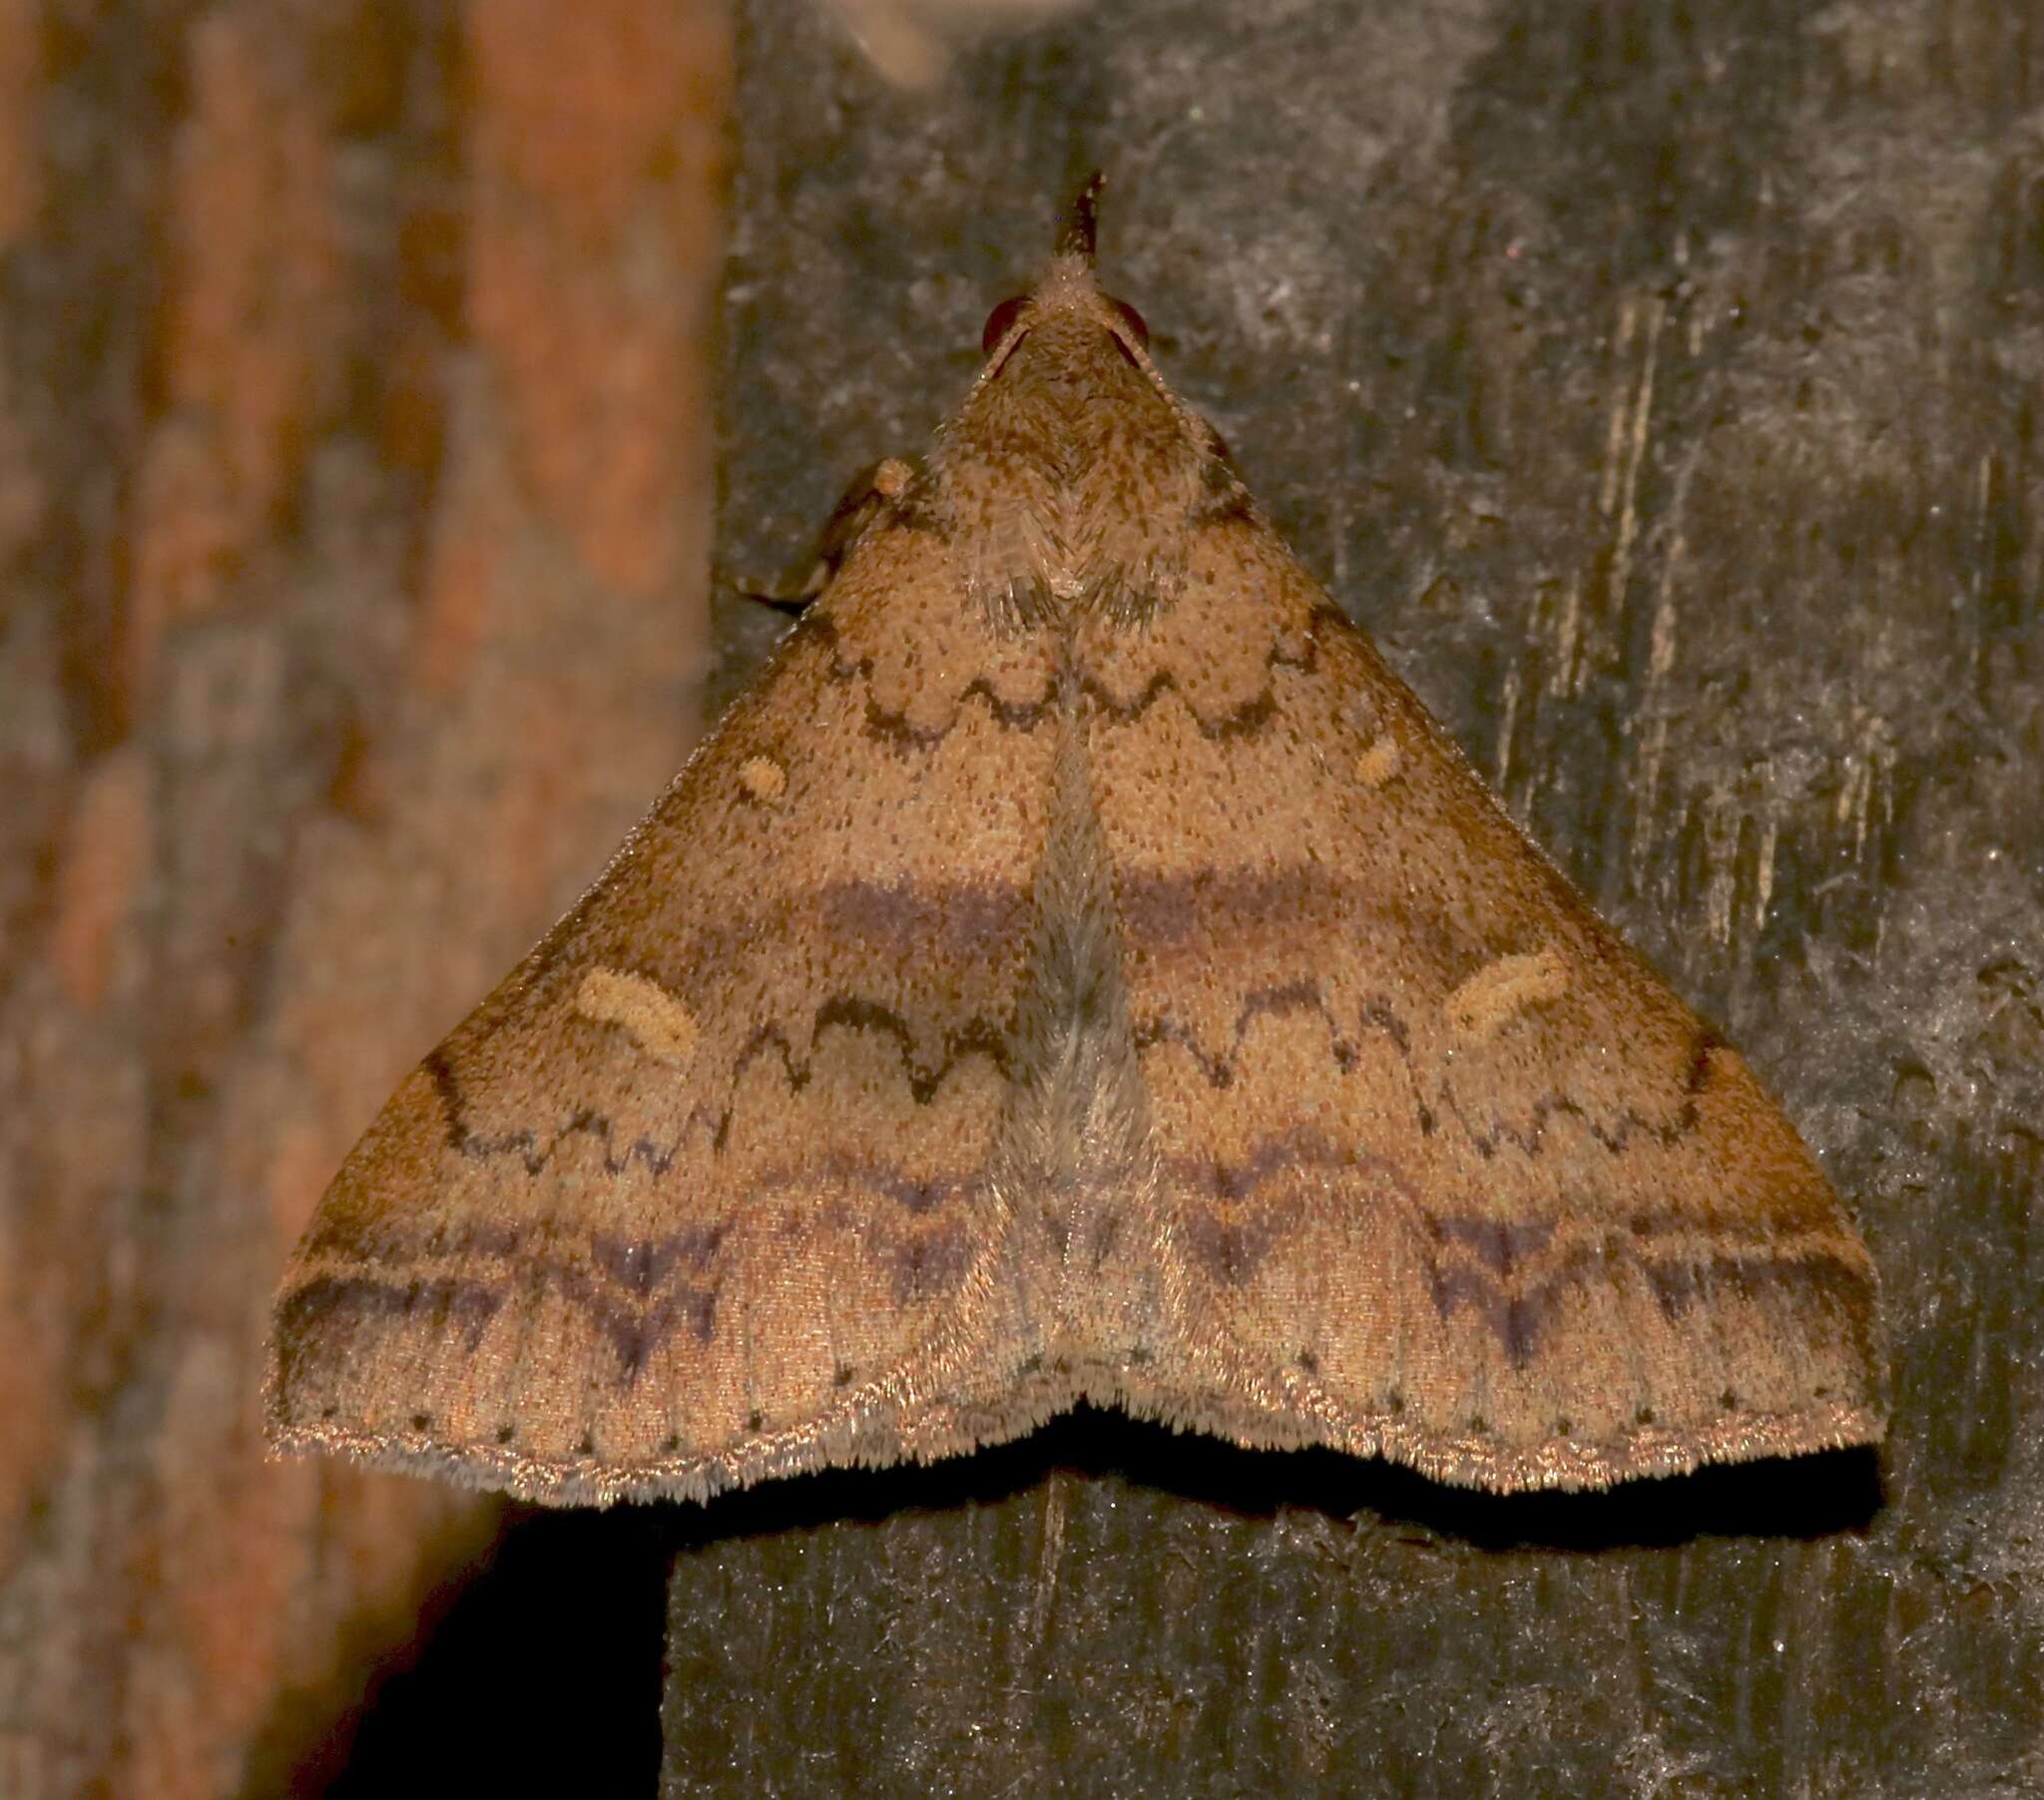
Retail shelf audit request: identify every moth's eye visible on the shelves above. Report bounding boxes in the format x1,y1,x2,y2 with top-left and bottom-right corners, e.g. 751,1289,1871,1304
1108,297,1150,348
981,296,1028,355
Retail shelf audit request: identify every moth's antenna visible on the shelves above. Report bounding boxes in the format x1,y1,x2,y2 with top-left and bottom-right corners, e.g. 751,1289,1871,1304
1057,171,1106,263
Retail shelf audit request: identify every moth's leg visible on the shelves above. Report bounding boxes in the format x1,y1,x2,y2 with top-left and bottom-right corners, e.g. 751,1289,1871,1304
719,456,920,617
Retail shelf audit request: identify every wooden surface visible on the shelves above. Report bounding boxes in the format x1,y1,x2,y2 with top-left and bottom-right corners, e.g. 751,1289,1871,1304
0,3,728,1794
660,2,2043,1795
0,2,2036,1796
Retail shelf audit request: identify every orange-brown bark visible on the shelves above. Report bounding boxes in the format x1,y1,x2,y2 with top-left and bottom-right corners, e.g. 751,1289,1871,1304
0,4,730,1793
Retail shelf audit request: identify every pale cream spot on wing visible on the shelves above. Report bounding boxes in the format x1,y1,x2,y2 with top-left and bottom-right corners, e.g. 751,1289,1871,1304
872,457,914,498
738,754,787,804
1447,948,1571,1043
1355,733,1402,787
576,967,700,1063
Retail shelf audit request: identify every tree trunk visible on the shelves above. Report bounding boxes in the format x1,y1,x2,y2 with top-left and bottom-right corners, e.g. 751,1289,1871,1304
0,3,729,1793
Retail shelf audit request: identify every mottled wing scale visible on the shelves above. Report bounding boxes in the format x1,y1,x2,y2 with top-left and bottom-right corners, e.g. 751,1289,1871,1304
268,195,1884,1506
1079,510,1883,1489
268,508,1066,1503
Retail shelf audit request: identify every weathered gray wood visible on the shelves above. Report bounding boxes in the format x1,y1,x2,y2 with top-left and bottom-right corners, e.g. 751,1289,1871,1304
661,2,2043,1793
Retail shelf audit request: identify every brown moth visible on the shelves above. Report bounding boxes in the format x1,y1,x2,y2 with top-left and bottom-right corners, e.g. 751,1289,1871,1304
266,184,1885,1507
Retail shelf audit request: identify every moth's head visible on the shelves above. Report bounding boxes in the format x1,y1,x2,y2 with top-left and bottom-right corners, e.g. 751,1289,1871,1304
968,175,1225,466
976,173,1148,369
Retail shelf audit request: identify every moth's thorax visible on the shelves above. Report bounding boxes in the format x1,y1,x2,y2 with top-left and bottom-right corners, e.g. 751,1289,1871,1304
933,270,1216,626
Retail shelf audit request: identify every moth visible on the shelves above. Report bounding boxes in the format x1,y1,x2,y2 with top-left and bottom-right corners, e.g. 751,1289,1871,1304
267,183,1885,1507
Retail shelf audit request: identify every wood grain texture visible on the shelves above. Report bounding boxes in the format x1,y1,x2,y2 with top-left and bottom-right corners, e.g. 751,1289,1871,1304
0,3,730,1795
646,1,2041,1794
